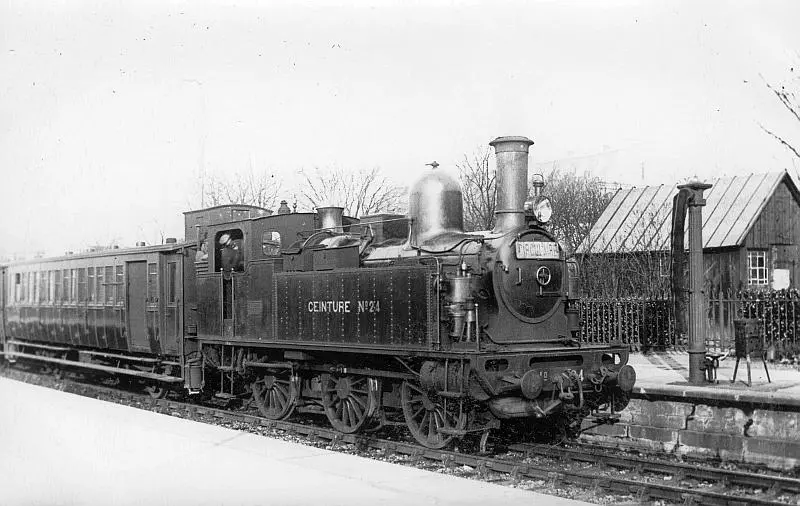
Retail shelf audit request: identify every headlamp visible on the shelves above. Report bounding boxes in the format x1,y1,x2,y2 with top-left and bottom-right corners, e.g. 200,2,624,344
533,197,552,224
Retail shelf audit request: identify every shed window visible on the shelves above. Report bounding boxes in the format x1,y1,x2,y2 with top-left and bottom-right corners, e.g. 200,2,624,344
748,250,768,286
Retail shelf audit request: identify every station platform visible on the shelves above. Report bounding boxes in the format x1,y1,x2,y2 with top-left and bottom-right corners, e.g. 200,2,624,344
0,378,590,506
629,351,800,408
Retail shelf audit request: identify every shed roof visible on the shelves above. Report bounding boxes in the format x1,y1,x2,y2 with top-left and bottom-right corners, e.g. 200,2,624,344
576,171,799,254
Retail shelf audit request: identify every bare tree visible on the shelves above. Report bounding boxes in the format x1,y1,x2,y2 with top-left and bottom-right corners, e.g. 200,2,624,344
576,206,672,298
760,64,800,160
457,147,495,232
299,166,404,217
203,170,283,210
539,167,611,255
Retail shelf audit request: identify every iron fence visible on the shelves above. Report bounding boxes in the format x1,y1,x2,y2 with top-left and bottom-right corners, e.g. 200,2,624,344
708,289,800,357
581,290,800,357
579,296,675,352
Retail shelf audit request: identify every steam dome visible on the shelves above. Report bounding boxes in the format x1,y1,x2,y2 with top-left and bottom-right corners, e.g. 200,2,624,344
408,166,464,246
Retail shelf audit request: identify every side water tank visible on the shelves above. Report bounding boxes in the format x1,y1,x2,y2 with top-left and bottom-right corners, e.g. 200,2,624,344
408,165,464,246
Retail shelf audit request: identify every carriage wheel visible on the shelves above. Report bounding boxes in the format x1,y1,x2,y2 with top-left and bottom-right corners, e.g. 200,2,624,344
144,383,167,399
321,374,379,434
251,371,297,420
401,380,466,449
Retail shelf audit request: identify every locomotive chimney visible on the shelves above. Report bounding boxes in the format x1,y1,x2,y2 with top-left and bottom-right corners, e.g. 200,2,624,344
317,206,344,233
489,136,534,234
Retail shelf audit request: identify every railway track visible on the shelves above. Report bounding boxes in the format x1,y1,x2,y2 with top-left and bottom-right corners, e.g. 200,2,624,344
508,442,800,505
3,366,798,506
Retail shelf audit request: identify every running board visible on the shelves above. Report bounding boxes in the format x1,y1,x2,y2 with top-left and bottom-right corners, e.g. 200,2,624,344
5,352,183,383
6,339,71,352
78,349,160,364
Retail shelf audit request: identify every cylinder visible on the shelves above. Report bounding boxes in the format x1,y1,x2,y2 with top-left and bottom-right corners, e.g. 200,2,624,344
317,206,344,233
450,276,471,303
489,136,534,233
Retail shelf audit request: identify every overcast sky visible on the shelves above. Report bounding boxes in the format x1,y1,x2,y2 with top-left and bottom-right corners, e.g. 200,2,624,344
1,0,799,257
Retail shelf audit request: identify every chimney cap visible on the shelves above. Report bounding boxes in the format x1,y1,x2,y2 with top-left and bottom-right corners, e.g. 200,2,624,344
489,136,534,152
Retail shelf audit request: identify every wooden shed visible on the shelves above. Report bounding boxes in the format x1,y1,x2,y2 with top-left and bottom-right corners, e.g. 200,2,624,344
577,171,800,293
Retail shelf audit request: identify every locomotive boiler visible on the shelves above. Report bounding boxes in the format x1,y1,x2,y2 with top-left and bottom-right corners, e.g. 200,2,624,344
1,135,635,449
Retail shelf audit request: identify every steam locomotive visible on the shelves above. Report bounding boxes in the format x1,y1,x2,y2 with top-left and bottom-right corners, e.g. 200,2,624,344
1,136,635,448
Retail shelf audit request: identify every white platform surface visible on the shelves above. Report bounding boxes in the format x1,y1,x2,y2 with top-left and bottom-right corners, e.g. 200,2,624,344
0,378,592,506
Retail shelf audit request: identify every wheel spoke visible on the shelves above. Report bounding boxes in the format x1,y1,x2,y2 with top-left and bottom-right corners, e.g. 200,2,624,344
342,403,352,426
408,384,424,395
401,380,464,450
251,373,296,420
419,411,430,433
349,398,363,421
349,394,367,409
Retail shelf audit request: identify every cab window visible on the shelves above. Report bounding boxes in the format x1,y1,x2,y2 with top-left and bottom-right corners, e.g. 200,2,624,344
262,230,281,256
215,229,245,272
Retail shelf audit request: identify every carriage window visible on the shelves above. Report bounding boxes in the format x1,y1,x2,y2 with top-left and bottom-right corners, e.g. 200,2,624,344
215,228,245,272
167,262,177,303
70,269,78,301
97,268,105,303
88,267,95,302
39,271,46,303
147,263,158,303
32,272,39,303
78,268,87,302
62,269,70,302
55,270,63,302
115,265,124,305
262,231,281,256
105,266,114,304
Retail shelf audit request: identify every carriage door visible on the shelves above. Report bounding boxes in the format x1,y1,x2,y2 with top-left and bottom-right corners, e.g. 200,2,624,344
0,267,6,343
163,258,180,354
145,261,162,353
127,261,148,352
